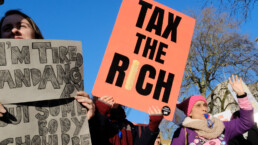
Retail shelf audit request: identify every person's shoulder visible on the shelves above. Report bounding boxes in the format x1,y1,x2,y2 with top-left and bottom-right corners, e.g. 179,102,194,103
171,127,187,145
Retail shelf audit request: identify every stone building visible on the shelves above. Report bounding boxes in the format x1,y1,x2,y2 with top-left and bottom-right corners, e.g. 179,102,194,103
206,81,258,114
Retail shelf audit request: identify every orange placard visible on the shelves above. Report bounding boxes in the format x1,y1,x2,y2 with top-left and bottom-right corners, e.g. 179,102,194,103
92,0,195,120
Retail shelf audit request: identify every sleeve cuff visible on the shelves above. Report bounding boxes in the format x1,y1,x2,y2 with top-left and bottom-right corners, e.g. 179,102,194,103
96,100,111,115
148,115,163,132
237,92,247,98
238,95,253,110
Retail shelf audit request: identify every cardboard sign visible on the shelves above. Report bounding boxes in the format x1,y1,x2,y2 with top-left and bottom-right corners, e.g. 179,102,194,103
92,0,195,120
0,99,91,145
0,39,83,104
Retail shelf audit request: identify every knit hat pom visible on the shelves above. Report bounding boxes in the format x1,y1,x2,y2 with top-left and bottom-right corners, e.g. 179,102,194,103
176,95,207,116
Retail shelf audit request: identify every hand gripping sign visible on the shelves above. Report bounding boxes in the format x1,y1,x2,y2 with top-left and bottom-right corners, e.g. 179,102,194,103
0,39,83,104
0,39,92,145
92,0,196,120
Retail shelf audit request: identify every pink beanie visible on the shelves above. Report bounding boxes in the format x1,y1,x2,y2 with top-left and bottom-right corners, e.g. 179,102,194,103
176,95,207,116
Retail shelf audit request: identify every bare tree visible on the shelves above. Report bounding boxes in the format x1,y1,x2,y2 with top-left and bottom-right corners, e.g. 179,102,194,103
206,81,258,114
181,8,257,107
206,81,238,114
204,0,258,21
161,8,257,139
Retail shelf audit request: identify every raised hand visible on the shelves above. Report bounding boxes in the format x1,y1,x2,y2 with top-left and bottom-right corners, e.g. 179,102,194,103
148,106,162,115
99,96,115,107
75,91,95,120
0,103,6,117
229,75,245,96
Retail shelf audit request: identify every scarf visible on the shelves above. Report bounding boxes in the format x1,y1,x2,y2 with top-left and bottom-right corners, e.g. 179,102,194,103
182,116,225,139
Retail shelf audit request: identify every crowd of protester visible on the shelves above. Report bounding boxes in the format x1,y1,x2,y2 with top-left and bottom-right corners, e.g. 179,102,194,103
0,10,256,145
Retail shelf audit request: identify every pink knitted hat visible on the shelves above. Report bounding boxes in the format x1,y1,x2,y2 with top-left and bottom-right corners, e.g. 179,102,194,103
176,95,207,116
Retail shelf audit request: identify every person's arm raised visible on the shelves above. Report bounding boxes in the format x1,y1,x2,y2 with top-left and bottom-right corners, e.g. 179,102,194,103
228,75,252,110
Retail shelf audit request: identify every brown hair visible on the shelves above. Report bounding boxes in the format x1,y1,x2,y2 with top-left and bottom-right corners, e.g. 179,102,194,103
0,10,44,39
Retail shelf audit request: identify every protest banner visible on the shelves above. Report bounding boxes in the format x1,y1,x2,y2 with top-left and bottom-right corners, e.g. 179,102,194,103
0,99,91,145
92,0,196,120
0,39,83,104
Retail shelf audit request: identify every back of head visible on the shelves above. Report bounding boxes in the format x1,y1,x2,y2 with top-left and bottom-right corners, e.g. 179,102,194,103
0,9,44,39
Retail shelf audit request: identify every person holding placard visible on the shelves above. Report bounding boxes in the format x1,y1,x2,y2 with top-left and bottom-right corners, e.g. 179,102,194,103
94,95,163,145
0,9,44,117
0,10,96,121
171,75,254,145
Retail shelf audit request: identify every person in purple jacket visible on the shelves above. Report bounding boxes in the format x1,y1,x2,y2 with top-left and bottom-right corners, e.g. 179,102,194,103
171,75,254,145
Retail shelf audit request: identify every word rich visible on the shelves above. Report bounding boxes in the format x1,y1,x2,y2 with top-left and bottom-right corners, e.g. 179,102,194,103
0,99,91,145
106,53,174,103
0,42,83,90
